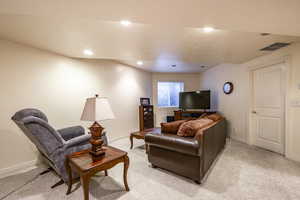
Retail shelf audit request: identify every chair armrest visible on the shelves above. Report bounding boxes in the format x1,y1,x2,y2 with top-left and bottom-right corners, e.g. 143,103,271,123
57,126,85,141
64,134,91,149
101,131,108,146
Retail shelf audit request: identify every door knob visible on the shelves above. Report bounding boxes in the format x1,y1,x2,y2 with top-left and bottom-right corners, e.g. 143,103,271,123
252,111,257,114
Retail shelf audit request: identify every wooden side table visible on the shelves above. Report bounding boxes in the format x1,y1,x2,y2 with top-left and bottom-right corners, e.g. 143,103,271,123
130,128,161,149
65,146,130,200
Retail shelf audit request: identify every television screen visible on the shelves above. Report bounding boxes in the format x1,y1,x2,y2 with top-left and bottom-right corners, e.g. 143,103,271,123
179,90,210,109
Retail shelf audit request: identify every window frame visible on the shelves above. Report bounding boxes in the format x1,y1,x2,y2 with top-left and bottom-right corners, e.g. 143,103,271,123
157,81,184,108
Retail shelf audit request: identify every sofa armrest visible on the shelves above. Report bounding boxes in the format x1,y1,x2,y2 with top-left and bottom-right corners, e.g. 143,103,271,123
64,134,91,149
58,126,85,141
201,119,227,174
145,133,200,156
99,131,108,146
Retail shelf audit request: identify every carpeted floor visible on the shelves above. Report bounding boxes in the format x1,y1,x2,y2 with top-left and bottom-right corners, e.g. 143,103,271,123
1,138,300,200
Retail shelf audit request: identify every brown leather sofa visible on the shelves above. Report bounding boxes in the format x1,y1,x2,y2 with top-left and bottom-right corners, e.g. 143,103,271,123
145,118,227,183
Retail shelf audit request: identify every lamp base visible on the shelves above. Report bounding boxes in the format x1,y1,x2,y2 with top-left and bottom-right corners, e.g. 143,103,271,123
89,121,106,162
89,150,105,162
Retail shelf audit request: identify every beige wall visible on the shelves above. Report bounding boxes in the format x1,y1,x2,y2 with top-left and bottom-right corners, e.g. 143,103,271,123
200,43,300,163
200,64,249,142
0,40,152,172
152,73,201,126
3,34,300,176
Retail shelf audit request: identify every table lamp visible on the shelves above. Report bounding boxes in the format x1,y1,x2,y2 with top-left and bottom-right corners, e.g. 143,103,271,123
81,94,115,161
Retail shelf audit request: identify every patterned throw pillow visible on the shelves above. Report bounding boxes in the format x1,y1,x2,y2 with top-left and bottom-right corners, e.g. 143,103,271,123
177,118,214,137
160,120,187,134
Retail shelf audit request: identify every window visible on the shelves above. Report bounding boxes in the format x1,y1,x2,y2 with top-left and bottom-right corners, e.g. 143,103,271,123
157,82,184,107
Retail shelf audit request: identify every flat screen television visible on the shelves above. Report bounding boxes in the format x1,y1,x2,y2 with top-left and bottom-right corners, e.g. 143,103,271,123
179,90,210,109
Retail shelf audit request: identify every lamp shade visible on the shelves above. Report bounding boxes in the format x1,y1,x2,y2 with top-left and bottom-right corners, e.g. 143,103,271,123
81,96,115,122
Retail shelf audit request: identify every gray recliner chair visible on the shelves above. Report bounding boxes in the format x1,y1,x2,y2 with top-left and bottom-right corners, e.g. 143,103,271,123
12,108,108,186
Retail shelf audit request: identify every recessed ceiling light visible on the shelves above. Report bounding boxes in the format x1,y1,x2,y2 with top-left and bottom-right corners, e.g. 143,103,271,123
137,61,143,66
120,20,132,26
83,49,94,56
202,26,215,33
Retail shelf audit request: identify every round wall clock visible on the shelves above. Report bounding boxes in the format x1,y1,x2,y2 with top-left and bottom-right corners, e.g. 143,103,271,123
223,82,233,94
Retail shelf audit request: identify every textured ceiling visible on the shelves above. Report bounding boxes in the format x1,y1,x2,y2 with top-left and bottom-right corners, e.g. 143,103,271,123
1,0,300,36
1,0,300,72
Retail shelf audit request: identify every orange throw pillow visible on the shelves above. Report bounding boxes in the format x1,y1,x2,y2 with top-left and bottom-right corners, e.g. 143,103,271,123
161,120,187,134
206,113,222,122
177,118,214,137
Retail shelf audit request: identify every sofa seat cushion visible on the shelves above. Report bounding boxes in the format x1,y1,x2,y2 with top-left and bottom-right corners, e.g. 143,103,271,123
145,132,200,156
160,120,187,134
177,118,214,137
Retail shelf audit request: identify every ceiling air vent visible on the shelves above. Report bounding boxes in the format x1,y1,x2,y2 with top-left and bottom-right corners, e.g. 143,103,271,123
260,42,290,51
260,33,270,36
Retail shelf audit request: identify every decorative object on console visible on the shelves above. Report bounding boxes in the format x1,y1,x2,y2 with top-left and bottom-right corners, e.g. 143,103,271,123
139,105,154,131
223,82,233,94
81,94,115,162
140,97,150,106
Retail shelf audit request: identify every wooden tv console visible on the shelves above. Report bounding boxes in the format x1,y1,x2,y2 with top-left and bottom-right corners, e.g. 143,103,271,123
174,110,216,121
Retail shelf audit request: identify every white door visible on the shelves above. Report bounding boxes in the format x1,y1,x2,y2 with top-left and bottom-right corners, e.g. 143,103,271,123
252,63,285,154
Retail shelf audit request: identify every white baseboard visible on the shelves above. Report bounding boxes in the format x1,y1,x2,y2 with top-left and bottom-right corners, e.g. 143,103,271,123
0,160,39,179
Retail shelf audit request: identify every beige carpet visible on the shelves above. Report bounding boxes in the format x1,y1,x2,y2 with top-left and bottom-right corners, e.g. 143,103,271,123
1,138,300,200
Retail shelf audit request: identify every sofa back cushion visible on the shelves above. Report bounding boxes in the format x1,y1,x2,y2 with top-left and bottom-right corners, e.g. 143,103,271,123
177,118,214,137
206,113,222,122
161,120,187,134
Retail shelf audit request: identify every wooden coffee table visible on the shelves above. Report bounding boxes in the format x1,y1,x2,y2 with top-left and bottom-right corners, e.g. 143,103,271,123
65,146,129,200
130,128,161,149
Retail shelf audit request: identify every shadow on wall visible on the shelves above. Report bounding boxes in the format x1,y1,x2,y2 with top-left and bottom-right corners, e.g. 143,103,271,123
210,89,233,138
210,90,219,111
